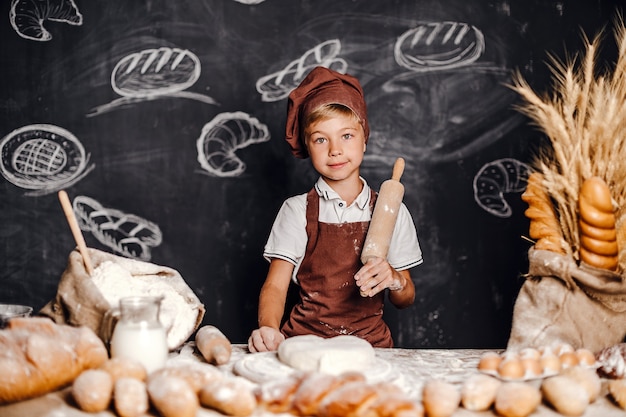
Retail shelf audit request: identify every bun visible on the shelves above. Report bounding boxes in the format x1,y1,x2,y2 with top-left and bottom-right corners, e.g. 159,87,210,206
421,379,460,417
494,382,541,417
541,375,589,415
578,176,618,270
461,373,501,411
147,374,199,417
113,377,149,417
561,366,601,403
522,173,566,253
199,377,257,416
0,317,108,404
195,325,232,365
71,369,113,412
317,380,379,417
150,363,224,393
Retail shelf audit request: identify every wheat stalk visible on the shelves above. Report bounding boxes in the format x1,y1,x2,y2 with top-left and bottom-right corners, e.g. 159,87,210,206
510,16,626,268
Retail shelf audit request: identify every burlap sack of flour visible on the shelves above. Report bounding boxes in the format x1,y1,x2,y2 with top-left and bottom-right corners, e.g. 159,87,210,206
40,248,205,350
507,248,626,353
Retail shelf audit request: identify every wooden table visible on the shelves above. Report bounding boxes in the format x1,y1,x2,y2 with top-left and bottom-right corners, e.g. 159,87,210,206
1,345,625,417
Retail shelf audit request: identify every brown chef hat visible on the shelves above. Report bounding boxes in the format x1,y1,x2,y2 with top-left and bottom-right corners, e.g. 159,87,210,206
285,66,369,159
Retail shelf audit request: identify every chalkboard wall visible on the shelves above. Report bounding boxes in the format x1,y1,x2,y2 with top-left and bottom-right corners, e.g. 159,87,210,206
0,0,622,348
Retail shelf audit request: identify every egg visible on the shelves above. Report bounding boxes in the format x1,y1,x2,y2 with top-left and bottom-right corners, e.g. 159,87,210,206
478,352,502,372
541,352,562,374
498,357,525,379
559,351,580,368
575,348,596,367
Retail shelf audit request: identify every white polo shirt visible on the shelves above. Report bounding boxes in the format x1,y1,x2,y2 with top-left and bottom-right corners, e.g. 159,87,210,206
263,177,423,282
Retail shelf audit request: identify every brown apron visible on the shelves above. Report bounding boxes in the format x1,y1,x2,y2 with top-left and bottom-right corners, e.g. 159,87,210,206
281,188,393,347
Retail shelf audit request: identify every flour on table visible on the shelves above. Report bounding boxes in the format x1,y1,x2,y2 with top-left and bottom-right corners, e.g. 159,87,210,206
277,334,375,375
91,260,196,349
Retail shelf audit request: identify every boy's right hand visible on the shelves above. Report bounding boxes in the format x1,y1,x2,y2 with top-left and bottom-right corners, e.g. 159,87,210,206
247,326,285,352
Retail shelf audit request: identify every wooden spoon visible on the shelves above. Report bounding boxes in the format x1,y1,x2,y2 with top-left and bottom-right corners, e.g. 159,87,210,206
58,190,94,275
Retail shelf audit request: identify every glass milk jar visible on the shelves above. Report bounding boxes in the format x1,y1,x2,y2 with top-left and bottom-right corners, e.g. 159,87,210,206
109,296,168,374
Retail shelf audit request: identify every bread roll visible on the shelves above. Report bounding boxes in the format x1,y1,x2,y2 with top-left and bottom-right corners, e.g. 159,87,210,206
494,382,541,417
460,373,501,411
578,176,618,270
113,377,149,417
367,392,424,417
255,373,306,413
150,363,224,393
195,325,232,365
421,379,460,417
522,172,566,253
147,374,199,417
541,375,589,416
72,369,113,412
561,366,601,403
0,317,108,404
100,357,147,382
317,380,379,417
199,376,257,416
608,379,626,409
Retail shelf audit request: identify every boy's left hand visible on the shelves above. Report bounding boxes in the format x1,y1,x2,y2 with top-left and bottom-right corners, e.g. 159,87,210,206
354,257,404,297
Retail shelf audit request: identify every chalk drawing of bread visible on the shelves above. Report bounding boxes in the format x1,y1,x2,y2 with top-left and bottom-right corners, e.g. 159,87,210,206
112,47,201,98
0,124,92,194
73,195,163,261
10,0,83,41
394,21,484,72
473,158,530,218
196,112,270,178
256,39,348,102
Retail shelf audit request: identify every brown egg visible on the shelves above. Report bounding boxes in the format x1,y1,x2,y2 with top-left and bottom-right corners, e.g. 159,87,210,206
519,347,541,360
559,351,580,368
541,352,562,374
521,357,543,378
575,348,596,367
498,357,525,379
553,343,574,356
478,352,503,372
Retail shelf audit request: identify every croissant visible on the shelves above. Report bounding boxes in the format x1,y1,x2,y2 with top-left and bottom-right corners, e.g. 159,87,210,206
578,176,618,271
522,173,567,254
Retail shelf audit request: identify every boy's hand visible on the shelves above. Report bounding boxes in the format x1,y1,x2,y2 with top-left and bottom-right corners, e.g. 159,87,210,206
354,257,404,297
248,326,285,352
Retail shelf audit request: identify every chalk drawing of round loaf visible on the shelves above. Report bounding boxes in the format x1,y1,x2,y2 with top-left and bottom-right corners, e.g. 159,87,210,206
256,39,348,102
394,21,485,72
0,124,93,196
196,112,270,178
10,0,83,41
473,158,530,218
73,195,163,261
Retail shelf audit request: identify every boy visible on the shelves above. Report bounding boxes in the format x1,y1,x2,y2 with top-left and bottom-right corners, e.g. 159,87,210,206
248,66,422,352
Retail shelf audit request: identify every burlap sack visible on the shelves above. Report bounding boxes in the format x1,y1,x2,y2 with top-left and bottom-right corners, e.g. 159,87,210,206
507,248,626,353
40,248,205,350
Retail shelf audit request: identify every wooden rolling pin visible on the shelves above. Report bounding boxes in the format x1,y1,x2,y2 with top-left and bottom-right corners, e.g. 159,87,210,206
361,157,405,265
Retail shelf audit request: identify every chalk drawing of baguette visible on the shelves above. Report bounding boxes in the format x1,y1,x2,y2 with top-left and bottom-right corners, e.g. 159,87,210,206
0,124,94,196
88,47,218,116
394,21,485,72
10,0,83,41
73,195,163,261
256,39,348,102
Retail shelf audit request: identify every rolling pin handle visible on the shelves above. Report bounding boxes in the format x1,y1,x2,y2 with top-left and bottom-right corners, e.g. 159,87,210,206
392,158,405,182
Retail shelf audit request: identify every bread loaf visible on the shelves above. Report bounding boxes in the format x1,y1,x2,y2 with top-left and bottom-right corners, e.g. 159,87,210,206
195,325,232,365
541,375,589,416
317,380,380,417
0,317,108,404
460,373,501,411
578,176,618,270
150,363,224,393
522,172,566,253
561,366,601,403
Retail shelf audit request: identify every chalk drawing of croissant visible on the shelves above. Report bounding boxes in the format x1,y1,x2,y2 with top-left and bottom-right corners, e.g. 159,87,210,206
10,0,83,41
473,158,530,218
197,112,270,178
256,39,348,102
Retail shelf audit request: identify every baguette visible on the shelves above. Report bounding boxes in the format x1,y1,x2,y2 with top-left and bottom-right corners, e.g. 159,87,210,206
0,317,108,404
195,325,232,365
